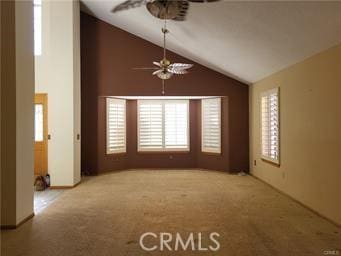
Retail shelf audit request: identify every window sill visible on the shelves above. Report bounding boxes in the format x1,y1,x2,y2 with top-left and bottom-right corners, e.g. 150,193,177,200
201,151,222,156
106,152,127,156
261,157,280,167
137,151,190,154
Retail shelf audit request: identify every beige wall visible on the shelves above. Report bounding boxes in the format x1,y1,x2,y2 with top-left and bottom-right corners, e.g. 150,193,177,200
250,44,341,225
1,0,35,226
35,0,81,186
73,0,81,185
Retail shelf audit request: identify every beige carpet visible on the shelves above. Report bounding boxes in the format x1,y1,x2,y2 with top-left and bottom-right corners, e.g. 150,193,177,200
2,169,341,256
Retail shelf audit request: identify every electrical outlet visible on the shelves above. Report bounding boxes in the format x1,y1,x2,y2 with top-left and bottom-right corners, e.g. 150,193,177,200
254,160,257,166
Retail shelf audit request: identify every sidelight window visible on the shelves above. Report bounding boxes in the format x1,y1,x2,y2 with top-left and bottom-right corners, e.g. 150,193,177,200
106,98,126,154
201,98,221,154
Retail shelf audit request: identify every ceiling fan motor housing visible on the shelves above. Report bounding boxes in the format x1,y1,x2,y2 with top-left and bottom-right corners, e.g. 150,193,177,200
160,58,170,67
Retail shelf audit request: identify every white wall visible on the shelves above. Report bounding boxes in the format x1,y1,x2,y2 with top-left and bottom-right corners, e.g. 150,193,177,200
35,0,81,186
15,0,35,223
250,44,341,226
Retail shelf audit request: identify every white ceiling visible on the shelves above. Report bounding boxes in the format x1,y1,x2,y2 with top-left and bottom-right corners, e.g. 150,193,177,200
81,1,341,84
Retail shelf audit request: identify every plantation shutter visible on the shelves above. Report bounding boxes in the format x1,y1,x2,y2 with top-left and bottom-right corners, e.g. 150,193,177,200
201,98,221,154
106,98,126,154
261,88,279,163
164,101,189,149
138,100,189,151
138,101,163,151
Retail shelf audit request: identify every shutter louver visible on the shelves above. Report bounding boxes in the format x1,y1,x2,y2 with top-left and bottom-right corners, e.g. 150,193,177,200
261,88,279,164
107,98,126,154
201,98,221,154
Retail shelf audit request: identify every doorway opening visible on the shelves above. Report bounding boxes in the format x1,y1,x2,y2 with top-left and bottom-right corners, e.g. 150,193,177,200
34,93,48,177
33,93,63,213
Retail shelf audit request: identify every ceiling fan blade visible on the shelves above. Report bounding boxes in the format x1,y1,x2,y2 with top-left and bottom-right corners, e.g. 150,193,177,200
168,68,188,75
111,0,148,13
169,63,194,70
172,0,189,21
153,61,161,67
152,69,163,75
188,0,220,2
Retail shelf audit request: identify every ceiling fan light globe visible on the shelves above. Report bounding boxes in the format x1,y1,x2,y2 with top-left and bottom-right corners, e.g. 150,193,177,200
157,71,173,80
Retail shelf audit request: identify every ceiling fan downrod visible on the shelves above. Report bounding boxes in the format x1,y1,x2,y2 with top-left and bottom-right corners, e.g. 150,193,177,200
162,19,169,63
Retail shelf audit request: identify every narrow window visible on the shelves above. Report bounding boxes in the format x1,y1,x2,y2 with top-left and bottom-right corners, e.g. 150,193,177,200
261,88,280,164
33,0,42,56
34,104,44,142
201,98,221,154
106,98,126,154
138,100,189,152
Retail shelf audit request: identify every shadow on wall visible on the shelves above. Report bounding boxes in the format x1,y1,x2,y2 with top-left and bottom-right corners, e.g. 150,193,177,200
80,12,249,174
80,12,99,175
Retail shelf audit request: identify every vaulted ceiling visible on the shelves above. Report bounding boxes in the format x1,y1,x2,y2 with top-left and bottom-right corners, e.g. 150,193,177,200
81,1,341,84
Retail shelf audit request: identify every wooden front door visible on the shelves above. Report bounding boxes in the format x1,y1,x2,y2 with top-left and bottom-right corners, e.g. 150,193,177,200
34,94,48,176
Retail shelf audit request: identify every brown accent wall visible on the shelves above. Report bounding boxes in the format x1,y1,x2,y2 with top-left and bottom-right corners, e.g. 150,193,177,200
81,12,249,174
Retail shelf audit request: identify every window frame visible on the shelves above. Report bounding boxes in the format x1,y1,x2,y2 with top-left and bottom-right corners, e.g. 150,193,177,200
201,97,222,154
137,99,190,152
260,87,280,165
106,98,127,155
33,0,42,56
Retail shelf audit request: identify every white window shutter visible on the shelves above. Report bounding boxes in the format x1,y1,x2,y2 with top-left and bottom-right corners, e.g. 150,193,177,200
261,88,280,164
165,101,189,149
138,101,163,151
138,100,189,151
106,98,126,154
201,98,221,154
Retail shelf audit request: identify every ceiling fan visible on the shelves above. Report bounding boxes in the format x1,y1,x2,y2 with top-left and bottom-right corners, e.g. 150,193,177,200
112,0,219,21
134,22,193,79
133,22,193,94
